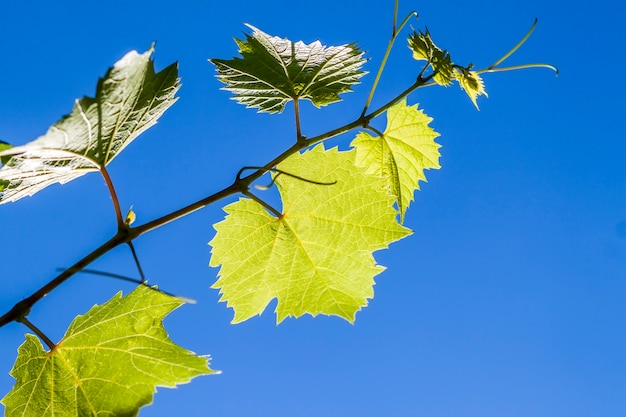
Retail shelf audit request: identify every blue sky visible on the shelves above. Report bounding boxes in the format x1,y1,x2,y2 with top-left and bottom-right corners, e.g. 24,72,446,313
1,0,624,416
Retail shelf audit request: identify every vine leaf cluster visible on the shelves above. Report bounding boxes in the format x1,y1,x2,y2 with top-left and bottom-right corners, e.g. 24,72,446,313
409,28,488,108
0,7,556,416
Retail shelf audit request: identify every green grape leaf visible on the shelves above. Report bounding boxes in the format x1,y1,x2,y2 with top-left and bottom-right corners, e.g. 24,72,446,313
455,68,488,109
0,141,12,164
408,28,454,86
209,145,411,323
0,141,12,191
210,25,366,113
351,99,441,221
1,285,215,417
408,29,432,62
0,47,179,204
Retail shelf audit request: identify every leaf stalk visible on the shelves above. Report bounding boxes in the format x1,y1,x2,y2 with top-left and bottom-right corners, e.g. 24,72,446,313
294,98,305,143
243,191,283,218
100,166,124,228
18,317,56,351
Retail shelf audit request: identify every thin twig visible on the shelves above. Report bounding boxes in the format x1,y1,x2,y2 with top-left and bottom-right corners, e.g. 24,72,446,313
240,166,337,189
60,267,144,286
127,241,146,282
63,268,197,303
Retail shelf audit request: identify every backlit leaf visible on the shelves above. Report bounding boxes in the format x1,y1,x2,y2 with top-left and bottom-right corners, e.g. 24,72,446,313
351,99,440,221
209,145,410,323
456,68,488,109
1,285,215,417
0,47,179,203
408,29,454,86
0,141,12,191
0,141,12,164
210,25,366,113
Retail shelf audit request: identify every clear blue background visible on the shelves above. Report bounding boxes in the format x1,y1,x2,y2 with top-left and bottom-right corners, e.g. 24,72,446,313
1,0,624,416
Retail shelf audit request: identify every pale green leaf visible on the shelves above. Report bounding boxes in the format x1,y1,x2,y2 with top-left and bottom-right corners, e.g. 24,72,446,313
408,29,432,62
210,25,366,113
0,47,179,204
351,99,441,221
408,29,454,86
0,141,12,191
455,69,488,109
1,285,215,417
209,145,411,323
0,141,12,162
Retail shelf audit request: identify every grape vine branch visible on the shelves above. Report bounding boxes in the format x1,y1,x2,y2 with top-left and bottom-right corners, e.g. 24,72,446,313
0,2,556,414
0,3,555,334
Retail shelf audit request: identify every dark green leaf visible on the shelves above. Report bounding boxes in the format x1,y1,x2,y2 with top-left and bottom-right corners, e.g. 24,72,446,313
210,25,367,113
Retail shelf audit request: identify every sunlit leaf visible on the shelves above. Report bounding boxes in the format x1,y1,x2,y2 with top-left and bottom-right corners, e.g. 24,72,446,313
1,285,215,417
209,145,410,323
0,141,12,164
0,141,12,191
210,25,366,113
455,68,488,109
351,99,440,221
0,47,179,203
408,29,454,86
